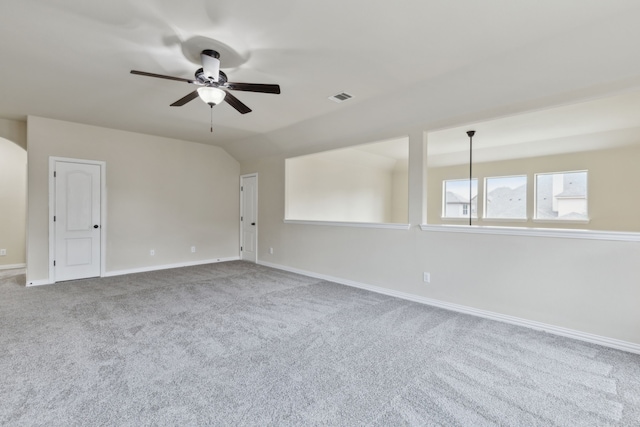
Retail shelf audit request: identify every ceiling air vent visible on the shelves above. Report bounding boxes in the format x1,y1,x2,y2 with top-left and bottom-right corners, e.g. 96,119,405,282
329,92,354,103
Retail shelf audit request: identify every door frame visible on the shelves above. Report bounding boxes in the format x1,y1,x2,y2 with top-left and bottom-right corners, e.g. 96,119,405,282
239,173,258,262
48,156,107,283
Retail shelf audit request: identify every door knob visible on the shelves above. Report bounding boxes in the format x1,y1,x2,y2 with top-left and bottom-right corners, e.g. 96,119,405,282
93,225,99,229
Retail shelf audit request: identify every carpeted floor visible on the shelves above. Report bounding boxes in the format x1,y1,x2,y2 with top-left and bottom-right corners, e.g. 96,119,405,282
1,261,639,426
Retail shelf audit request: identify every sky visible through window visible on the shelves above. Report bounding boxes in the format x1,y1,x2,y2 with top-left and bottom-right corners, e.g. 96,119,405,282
445,179,477,199
487,176,525,190
443,179,478,218
485,175,527,219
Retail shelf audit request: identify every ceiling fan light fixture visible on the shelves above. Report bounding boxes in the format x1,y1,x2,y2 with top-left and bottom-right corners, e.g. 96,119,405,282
131,48,280,116
197,87,226,106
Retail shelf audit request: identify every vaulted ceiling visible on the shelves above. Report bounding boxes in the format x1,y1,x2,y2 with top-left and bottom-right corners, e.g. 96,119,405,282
2,1,640,162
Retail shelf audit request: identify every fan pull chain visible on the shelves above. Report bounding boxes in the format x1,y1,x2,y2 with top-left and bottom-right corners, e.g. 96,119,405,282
210,105,213,132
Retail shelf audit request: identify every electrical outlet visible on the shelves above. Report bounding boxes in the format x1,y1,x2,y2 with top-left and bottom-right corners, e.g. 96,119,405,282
0,249,6,256
191,246,196,253
269,247,274,254
423,272,431,283
150,249,155,256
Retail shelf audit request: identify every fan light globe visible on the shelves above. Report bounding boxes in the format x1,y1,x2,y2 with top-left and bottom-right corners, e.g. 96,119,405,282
197,87,226,106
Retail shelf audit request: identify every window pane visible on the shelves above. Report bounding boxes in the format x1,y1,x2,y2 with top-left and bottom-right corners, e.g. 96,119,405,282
443,179,478,218
535,171,588,220
485,175,527,219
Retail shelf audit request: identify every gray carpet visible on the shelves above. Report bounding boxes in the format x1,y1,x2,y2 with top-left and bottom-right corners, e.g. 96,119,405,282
1,261,639,426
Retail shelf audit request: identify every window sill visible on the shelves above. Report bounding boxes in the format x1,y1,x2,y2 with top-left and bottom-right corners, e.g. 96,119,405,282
284,219,410,230
441,217,479,221
533,218,590,224
420,224,640,242
482,217,528,223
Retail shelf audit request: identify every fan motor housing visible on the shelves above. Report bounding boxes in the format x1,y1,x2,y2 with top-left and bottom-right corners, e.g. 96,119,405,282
195,68,227,86
200,49,221,82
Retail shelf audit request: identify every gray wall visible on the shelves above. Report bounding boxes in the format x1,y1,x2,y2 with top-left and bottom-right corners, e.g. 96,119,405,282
241,133,640,346
27,116,240,283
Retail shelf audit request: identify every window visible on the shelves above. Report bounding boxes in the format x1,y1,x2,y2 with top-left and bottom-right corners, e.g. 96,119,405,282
443,179,478,218
535,171,588,221
484,175,527,219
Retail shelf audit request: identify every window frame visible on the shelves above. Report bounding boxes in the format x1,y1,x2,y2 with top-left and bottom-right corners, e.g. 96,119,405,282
483,174,528,221
442,178,479,220
533,170,589,223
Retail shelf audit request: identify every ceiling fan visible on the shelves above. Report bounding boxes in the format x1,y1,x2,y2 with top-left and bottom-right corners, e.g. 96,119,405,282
130,49,281,115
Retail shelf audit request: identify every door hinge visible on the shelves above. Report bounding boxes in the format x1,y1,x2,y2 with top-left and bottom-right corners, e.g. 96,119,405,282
53,216,56,222
53,260,56,266
53,171,57,178
241,186,243,191
241,246,243,251
241,216,243,221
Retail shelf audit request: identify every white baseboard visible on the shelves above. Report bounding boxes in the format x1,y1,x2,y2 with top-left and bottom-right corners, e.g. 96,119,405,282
0,263,26,270
103,257,240,278
26,257,241,286
258,260,640,355
27,279,54,287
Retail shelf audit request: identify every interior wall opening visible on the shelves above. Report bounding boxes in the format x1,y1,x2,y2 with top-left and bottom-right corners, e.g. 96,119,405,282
0,136,27,270
425,90,640,232
285,136,409,224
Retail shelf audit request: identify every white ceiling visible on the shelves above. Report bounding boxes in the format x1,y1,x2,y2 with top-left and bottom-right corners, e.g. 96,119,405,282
428,89,640,166
2,1,640,162
352,137,409,161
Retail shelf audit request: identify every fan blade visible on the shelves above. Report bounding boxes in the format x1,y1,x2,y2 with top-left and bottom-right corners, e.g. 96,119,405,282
223,90,252,114
170,90,200,107
130,70,196,84
225,82,281,94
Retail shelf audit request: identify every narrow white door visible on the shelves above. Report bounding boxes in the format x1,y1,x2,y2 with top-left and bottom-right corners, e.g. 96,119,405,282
240,174,258,263
54,161,101,281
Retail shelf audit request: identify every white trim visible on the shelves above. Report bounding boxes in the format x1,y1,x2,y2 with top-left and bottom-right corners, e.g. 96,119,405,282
0,263,26,270
240,173,258,263
284,219,411,230
440,216,479,221
420,224,640,242
533,218,591,224
482,217,528,223
257,260,640,355
49,157,107,284
102,257,240,277
26,257,239,285
26,279,54,287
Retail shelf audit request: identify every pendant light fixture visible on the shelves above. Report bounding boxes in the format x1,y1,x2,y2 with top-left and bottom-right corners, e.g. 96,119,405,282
467,130,476,226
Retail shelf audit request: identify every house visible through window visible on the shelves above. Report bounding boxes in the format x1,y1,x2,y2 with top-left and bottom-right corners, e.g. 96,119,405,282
535,171,588,220
443,179,477,218
485,175,527,219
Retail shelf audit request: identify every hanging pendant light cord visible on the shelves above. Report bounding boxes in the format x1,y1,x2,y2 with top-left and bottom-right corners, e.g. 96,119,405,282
467,130,476,226
210,105,213,133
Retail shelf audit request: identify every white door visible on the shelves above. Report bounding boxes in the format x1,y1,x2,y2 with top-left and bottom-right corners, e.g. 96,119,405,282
54,161,102,281
240,174,258,262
